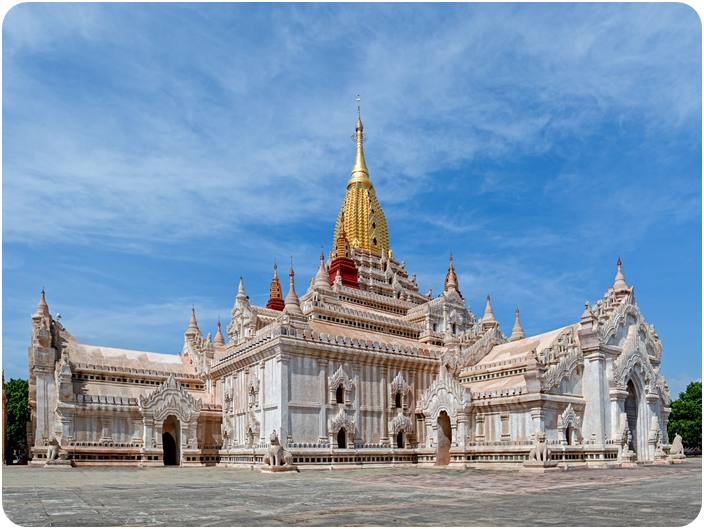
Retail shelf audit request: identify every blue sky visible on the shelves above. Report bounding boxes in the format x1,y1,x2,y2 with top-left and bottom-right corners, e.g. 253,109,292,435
2,3,701,396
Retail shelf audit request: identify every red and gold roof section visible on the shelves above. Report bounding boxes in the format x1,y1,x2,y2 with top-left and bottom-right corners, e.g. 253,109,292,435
266,262,285,311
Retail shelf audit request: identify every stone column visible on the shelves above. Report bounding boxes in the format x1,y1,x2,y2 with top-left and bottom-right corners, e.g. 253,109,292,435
583,352,607,446
318,358,328,444
530,408,544,440
609,388,628,442
99,417,112,443
353,362,363,446
277,353,290,443
380,365,389,445
259,361,266,443
475,413,485,443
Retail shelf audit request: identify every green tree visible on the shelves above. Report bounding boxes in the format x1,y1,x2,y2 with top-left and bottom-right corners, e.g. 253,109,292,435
667,381,702,448
5,378,30,457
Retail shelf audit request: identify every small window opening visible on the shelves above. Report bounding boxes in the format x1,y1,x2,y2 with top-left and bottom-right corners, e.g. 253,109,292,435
336,386,344,404
395,392,402,409
397,431,404,448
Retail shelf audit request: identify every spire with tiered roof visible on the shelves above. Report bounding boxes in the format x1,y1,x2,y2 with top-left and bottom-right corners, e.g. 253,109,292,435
328,210,360,289
266,262,285,311
509,307,525,342
481,294,499,330
214,318,225,346
614,255,629,294
35,289,50,317
314,250,333,292
185,306,200,337
332,98,390,254
284,261,304,317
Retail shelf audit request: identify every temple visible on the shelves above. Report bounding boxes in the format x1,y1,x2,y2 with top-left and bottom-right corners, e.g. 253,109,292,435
27,108,674,469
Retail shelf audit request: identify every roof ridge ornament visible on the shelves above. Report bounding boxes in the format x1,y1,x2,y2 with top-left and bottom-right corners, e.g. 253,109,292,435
509,306,526,342
614,255,629,293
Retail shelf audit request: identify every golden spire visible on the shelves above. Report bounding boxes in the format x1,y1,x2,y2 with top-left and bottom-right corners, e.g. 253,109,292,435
349,94,370,188
269,262,283,300
333,98,390,254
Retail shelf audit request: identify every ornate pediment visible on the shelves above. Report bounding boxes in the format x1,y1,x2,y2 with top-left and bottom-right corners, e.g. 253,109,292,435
389,372,410,396
328,408,355,434
139,375,202,423
418,364,471,424
388,414,414,435
598,301,662,362
328,365,354,405
612,331,659,396
557,403,581,429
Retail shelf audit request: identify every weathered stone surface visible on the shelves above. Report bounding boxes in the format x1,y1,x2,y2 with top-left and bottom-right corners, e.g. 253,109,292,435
2,460,701,526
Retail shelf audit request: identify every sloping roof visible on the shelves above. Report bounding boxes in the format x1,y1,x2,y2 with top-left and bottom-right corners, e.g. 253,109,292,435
69,342,195,375
310,320,438,353
475,324,577,367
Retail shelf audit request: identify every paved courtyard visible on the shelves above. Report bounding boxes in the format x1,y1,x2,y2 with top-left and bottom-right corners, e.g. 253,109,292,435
2,460,702,526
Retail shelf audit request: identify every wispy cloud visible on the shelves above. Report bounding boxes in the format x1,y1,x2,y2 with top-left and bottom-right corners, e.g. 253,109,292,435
2,3,700,388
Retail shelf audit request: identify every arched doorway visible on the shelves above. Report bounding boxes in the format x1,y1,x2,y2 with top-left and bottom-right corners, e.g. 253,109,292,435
625,380,639,457
337,428,347,448
397,431,404,449
436,411,452,466
162,415,180,466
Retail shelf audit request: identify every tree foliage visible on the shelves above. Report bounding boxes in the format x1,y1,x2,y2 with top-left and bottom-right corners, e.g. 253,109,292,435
5,378,30,453
667,381,702,448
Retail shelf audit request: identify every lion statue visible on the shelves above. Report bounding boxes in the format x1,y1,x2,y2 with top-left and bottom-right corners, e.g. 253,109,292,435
264,430,293,468
46,438,60,461
528,431,551,462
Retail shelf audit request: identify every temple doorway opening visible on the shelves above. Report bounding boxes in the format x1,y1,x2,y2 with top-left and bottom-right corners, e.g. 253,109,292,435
337,428,347,448
162,415,180,466
436,411,452,466
397,431,404,448
625,380,639,458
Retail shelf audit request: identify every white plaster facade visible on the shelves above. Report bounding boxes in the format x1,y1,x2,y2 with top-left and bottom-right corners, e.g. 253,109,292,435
27,114,672,469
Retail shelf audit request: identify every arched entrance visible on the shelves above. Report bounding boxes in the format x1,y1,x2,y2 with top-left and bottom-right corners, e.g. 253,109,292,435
436,411,452,466
625,380,639,457
162,415,180,466
397,431,404,449
337,428,347,448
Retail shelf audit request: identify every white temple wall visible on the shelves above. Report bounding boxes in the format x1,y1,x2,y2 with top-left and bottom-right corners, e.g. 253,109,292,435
509,410,531,442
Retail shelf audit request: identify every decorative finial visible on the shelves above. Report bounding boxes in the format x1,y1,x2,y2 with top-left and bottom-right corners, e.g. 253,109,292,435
289,255,294,276
509,305,525,342
185,304,200,336
267,261,285,310
614,255,628,293
214,316,226,346
482,294,498,329
357,93,360,116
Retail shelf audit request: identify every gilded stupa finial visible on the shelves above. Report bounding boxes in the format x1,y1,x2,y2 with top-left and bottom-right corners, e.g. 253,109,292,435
349,95,370,188
444,253,458,292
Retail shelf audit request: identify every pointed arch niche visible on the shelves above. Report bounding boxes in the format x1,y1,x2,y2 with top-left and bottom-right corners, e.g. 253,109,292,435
139,375,202,465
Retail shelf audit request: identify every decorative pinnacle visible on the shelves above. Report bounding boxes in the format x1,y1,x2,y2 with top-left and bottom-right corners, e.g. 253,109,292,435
349,96,370,187
482,294,498,329
614,255,628,293
509,306,525,342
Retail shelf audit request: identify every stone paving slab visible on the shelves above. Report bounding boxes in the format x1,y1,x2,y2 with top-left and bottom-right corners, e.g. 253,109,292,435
2,460,702,526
